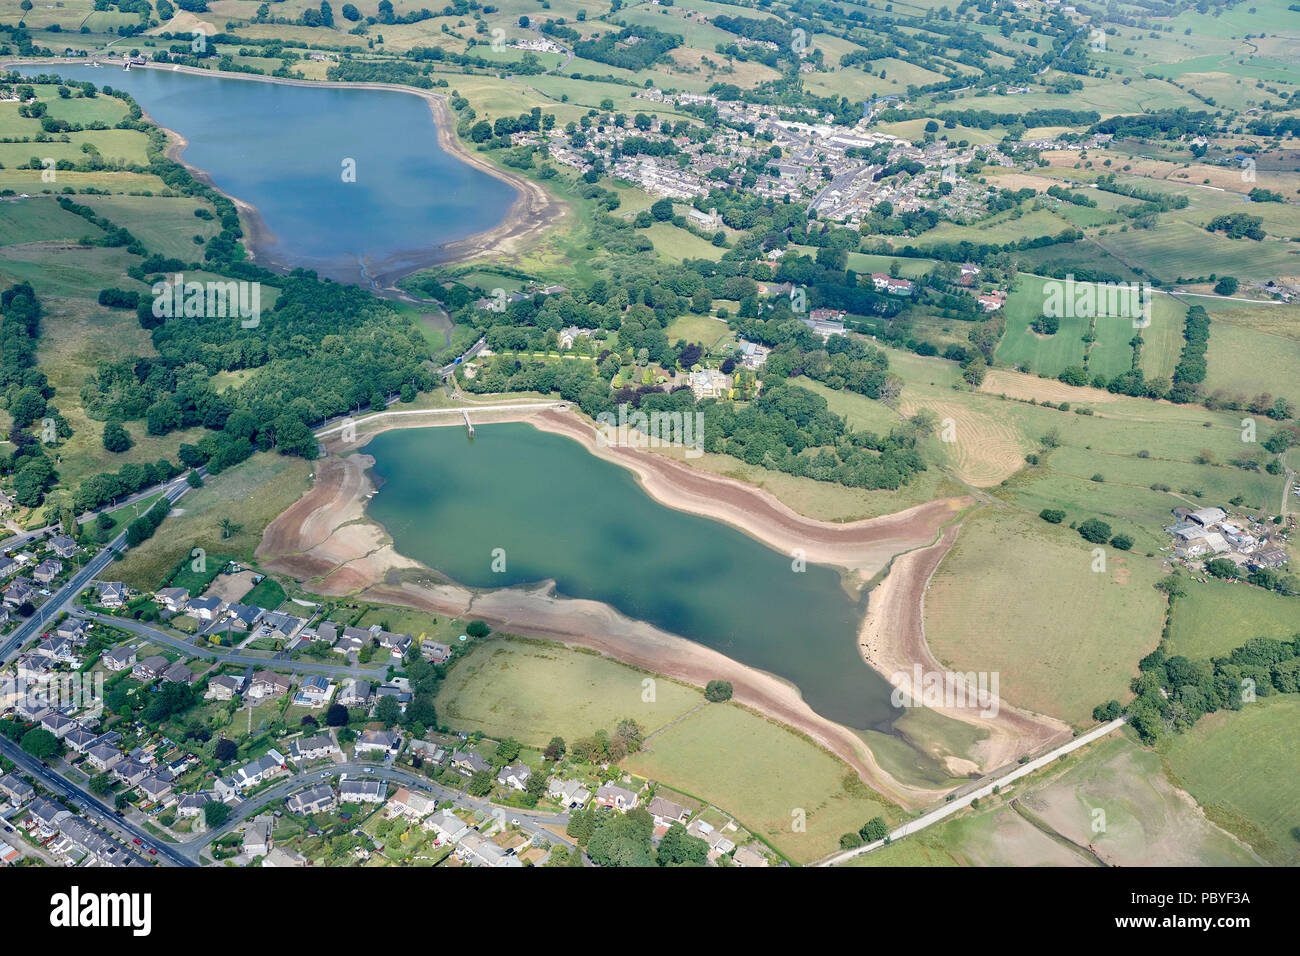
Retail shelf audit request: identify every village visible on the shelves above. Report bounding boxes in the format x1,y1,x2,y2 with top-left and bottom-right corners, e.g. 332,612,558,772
536,86,1111,228
0,551,777,868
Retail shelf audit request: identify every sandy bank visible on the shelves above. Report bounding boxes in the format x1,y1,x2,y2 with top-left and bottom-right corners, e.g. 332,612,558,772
857,523,1073,774
258,407,977,807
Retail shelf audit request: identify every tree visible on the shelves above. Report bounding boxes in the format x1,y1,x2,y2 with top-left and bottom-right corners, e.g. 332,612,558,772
1205,557,1238,579
1077,518,1112,544
495,737,521,763
1213,276,1238,296
214,737,237,762
1039,508,1066,524
650,198,674,221
858,816,889,842
704,680,733,702
657,822,708,865
465,619,491,638
544,736,566,761
1092,700,1122,721
374,695,401,728
466,770,494,796
102,420,132,453
325,703,349,726
90,772,113,795
204,801,232,827
1109,533,1133,551
21,727,60,759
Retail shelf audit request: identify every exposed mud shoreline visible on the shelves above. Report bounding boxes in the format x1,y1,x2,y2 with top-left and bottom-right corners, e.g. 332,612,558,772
12,57,567,290
258,407,983,807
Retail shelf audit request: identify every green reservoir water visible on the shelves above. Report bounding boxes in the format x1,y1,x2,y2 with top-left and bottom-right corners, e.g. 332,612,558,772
365,424,901,732
31,66,516,283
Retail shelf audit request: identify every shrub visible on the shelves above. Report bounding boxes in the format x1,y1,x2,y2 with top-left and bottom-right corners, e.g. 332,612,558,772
1077,518,1112,543
1039,508,1066,524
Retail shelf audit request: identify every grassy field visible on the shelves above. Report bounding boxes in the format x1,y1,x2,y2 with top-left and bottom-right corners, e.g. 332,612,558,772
435,635,704,744
1200,300,1300,401
1166,579,1300,660
1161,695,1300,865
848,733,1262,866
925,506,1166,725
111,452,313,590
623,701,898,864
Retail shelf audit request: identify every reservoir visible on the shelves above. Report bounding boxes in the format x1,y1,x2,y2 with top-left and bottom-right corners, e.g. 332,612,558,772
30,65,517,284
364,423,902,732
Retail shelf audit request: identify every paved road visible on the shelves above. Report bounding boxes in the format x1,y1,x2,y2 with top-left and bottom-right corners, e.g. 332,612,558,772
0,736,192,868
77,613,389,681
0,479,173,552
0,478,192,662
816,717,1129,866
188,760,575,861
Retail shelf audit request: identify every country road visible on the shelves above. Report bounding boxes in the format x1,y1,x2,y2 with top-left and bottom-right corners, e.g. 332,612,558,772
816,717,1129,866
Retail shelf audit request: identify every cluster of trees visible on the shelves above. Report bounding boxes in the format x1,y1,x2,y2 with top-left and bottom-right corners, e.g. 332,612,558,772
0,282,61,507
1123,636,1300,742
1206,212,1265,241
1172,304,1211,393
573,26,681,71
839,815,889,850
566,805,711,866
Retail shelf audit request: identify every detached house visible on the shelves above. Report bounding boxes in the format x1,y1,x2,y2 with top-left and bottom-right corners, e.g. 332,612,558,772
595,783,639,812
133,655,170,682
49,535,78,559
355,729,401,756
451,750,491,776
234,753,287,791
426,809,469,844
420,640,452,664
497,763,532,791
161,661,195,685
374,629,414,658
647,795,692,827
548,778,590,809
386,787,436,821
97,582,127,608
186,595,226,622
0,773,35,805
247,671,291,701
289,733,339,763
338,679,371,707
206,674,246,701
32,559,61,585
86,742,124,772
3,578,33,608
155,587,190,613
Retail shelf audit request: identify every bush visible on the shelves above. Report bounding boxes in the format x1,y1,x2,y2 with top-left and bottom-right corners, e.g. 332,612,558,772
1077,518,1112,543
1109,534,1133,551
1039,508,1066,524
704,680,733,702
465,620,491,638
